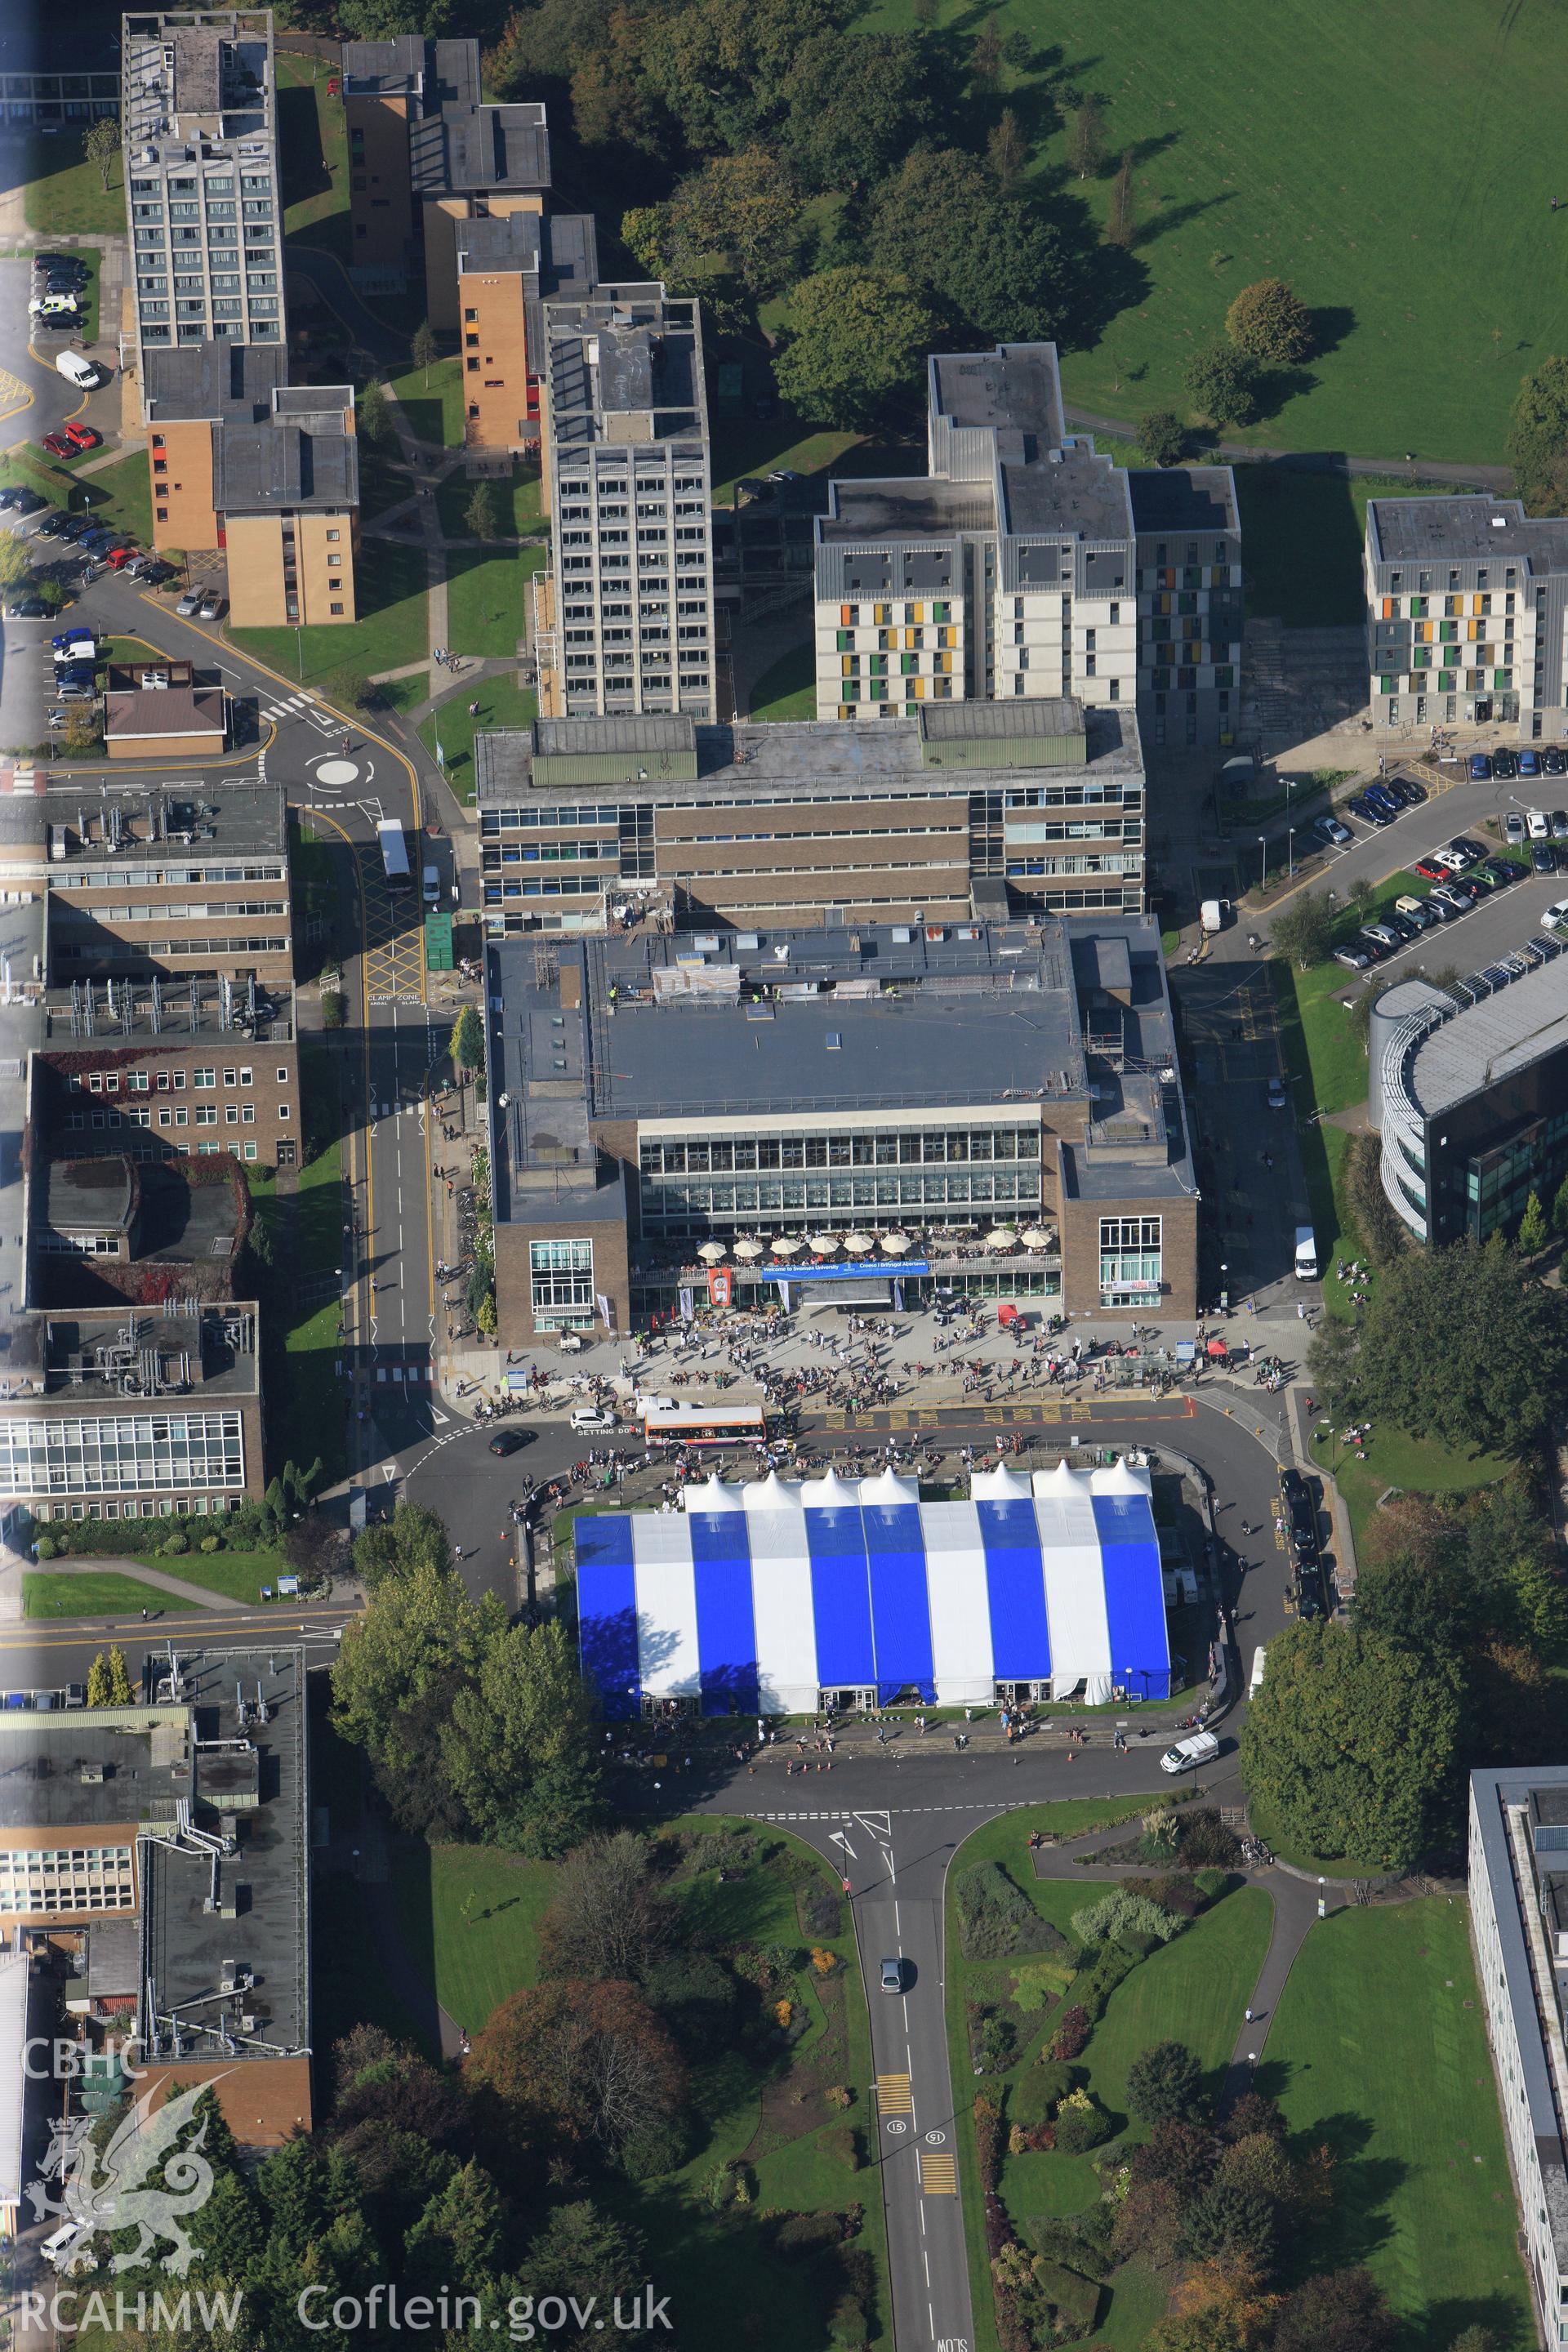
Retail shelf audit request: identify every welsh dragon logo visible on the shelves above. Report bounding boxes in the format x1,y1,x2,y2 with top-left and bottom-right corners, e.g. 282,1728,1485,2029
26,2078,223,2274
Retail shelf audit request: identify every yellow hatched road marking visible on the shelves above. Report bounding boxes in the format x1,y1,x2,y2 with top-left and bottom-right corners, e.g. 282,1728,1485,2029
875,2074,913,2114
920,2152,958,2194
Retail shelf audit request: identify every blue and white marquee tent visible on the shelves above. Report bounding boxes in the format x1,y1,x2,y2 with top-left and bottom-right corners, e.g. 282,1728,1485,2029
576,1457,1170,1717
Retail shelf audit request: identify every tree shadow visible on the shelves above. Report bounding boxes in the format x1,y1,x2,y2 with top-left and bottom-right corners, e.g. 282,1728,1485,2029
1130,188,1238,250
1416,2296,1531,2352
1252,364,1320,424
1310,305,1357,362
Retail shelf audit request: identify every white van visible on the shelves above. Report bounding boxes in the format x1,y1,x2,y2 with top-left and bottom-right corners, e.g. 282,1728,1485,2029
1249,1646,1267,1700
56,350,100,390
1294,1226,1318,1280
570,1406,616,1432
1200,898,1227,934
1160,1729,1219,1775
41,2222,89,2270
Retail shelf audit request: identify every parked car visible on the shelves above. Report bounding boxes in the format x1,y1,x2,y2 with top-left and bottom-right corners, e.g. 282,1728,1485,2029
62,421,99,451
1533,842,1559,874
1542,898,1568,932
41,432,74,458
3,488,45,521
1333,943,1372,970
104,546,136,569
52,628,94,652
198,592,224,621
1483,859,1518,887
1392,895,1434,929
1469,752,1493,780
1394,776,1427,804
56,352,101,390
1364,782,1402,816
1552,810,1568,840
1380,911,1419,941
1544,747,1568,777
1450,835,1487,863
1279,1466,1319,1557
1494,749,1520,780
1348,793,1393,827
34,509,74,534
176,589,202,617
1519,750,1542,778
1414,856,1454,882
1356,932,1389,960
1313,814,1352,847
1526,807,1550,838
1503,809,1526,842
7,597,48,619
1420,890,1459,921
33,252,84,274
1267,1075,1289,1110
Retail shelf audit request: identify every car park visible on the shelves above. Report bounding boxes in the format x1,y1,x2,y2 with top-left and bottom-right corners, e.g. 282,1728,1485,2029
1494,749,1520,780
1520,750,1542,778
1348,793,1393,826
176,589,201,617
198,593,224,621
1546,748,1568,777
1526,808,1550,838
1469,752,1493,780
1313,814,1352,847
1534,843,1559,874
1333,942,1372,970
7,598,48,619
1392,895,1434,929
1483,860,1518,887
1414,856,1454,882
1503,809,1526,842
1450,836,1487,863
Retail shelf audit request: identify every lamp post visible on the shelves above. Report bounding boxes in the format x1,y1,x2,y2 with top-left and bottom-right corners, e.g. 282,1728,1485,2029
1287,826,1295,880
1258,835,1267,892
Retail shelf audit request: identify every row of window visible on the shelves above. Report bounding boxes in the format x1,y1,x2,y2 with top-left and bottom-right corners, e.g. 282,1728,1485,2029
66,1103,271,1128
72,1066,287,1092
55,902,285,924
52,937,288,960
638,1128,1040,1173
51,864,283,891
1004,853,1142,877
0,1411,243,1496
643,1171,1044,1217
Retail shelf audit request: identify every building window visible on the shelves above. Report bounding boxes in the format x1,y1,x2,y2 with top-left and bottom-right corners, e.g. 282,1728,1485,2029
529,1236,595,1327
1098,1215,1162,1307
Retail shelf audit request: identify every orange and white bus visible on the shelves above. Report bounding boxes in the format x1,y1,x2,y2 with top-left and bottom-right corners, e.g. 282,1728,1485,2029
640,1403,768,1450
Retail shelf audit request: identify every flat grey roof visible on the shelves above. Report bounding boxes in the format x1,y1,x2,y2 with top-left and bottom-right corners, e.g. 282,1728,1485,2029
1129,466,1240,535
536,715,695,757
40,1156,135,1234
41,977,294,1045
42,781,286,863
544,293,706,450
142,340,286,424
1407,956,1568,1118
0,1714,185,1830
822,477,994,539
38,1303,260,1401
1001,444,1133,541
1366,495,1568,570
213,421,357,512
933,345,1065,446
477,706,1142,805
410,100,550,194
341,33,425,96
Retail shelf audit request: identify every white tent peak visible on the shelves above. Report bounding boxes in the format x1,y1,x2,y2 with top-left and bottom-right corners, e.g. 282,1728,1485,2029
1093,1456,1153,1499
802,1468,862,1511
742,1470,804,1512
859,1469,921,1508
969,1464,1035,1504
683,1475,746,1514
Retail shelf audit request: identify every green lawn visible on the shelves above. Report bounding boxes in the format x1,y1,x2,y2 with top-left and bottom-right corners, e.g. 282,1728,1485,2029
868,0,1568,466
710,423,861,506
229,539,428,693
24,1570,170,1619
943,1812,1271,2352
389,1842,555,2036
1309,1420,1508,1557
23,133,126,236
1267,1901,1533,2348
388,359,468,453
444,541,541,661
278,52,348,258
418,677,537,804
749,641,816,721
74,453,153,546
435,466,547,543
1236,469,1454,627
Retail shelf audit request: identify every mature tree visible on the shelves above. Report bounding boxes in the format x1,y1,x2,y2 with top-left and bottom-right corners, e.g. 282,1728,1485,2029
1214,2130,1294,2209
450,1004,484,1074
105,1646,133,1705
1507,355,1568,514
1137,410,1187,467
661,148,802,292
634,0,848,157
1129,2118,1216,2197
352,1500,452,1592
774,269,935,431
356,376,394,448
1220,2090,1287,2145
1148,2263,1279,2352
1180,2179,1278,2270
1067,97,1105,178
330,1558,503,1793
986,109,1027,198
443,1619,604,1857
969,20,1004,87
85,116,121,192
1272,2269,1396,2352
1353,1544,1471,1660
403,2159,505,2300
284,1508,345,1590
522,2201,648,2342
1111,2174,1187,2268
1518,1189,1548,1255
537,1830,672,1983
1305,1313,1360,1414
1552,1170,1568,1242
869,148,1080,345
332,2029,470,2149
1347,873,1376,920
466,1978,686,2161
1355,1233,1568,1456
1449,2330,1497,2352
1241,1619,1463,1867
464,482,496,541
1341,1129,1406,1271
1125,2039,1205,2126
410,319,438,385
1107,152,1136,247
782,31,943,194
1183,341,1263,429
1226,278,1314,365
1267,887,1335,969
86,1650,113,1708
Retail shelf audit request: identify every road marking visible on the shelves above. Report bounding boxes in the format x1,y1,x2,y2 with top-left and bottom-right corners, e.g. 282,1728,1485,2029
875,2074,913,2115
920,2152,958,2195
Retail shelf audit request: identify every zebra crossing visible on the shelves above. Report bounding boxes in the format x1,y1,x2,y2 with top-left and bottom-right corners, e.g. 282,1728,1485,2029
256,693,341,739
920,2151,958,2195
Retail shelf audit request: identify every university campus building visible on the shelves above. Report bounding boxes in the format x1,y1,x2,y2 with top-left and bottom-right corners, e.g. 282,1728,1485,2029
812,345,1242,751
1365,495,1568,741
482,914,1197,1345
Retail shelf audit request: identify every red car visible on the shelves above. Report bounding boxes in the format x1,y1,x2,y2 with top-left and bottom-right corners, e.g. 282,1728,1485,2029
63,422,100,452
104,546,137,569
1412,858,1454,883
41,433,74,457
